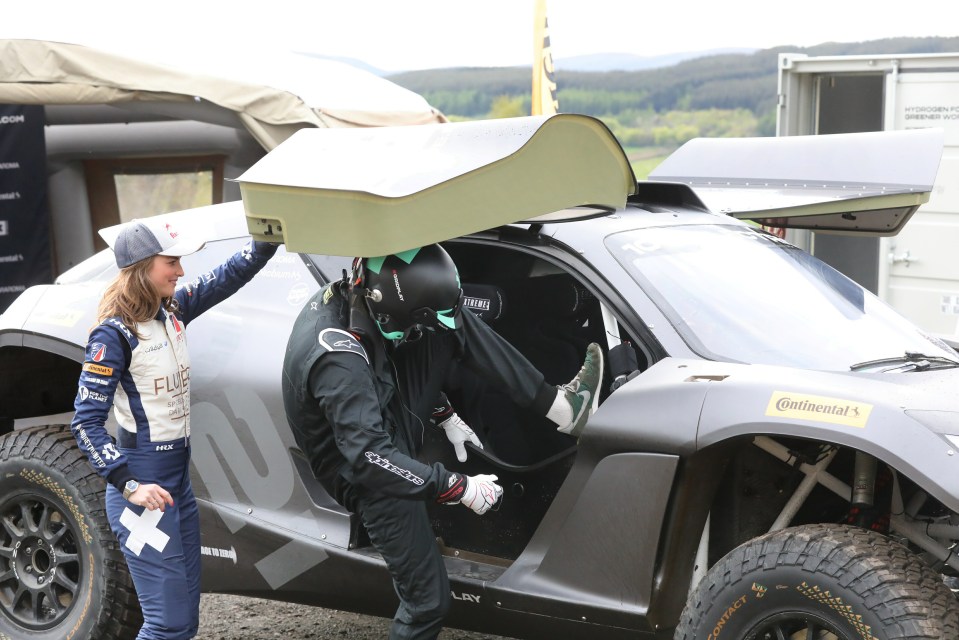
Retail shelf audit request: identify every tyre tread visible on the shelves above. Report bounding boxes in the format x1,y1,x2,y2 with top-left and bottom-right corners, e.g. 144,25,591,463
676,523,957,640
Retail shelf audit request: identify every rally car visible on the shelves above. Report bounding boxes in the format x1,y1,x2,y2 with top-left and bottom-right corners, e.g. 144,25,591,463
2,114,958,640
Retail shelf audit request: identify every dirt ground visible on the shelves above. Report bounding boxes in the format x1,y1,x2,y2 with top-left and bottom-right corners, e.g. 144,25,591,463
196,593,515,640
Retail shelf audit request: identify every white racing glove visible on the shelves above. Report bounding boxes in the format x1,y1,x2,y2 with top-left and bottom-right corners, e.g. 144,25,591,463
438,412,483,463
460,474,503,515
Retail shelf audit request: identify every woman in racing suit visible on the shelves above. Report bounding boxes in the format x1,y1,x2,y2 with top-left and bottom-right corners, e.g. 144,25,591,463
70,218,277,640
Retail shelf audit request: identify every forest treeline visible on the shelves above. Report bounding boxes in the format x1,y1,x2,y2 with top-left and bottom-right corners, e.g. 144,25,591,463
389,37,959,147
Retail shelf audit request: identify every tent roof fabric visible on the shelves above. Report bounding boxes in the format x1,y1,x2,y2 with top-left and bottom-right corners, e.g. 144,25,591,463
0,39,446,150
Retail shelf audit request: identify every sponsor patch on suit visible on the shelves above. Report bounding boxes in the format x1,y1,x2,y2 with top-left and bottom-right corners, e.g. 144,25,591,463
318,328,369,364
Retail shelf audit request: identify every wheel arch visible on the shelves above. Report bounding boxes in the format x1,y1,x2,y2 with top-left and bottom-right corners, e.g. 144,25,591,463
0,337,84,434
650,427,959,631
645,438,740,630
700,428,959,572
701,415,959,512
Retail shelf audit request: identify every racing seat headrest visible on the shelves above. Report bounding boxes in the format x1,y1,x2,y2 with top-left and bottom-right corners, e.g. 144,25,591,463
523,275,594,318
460,283,506,323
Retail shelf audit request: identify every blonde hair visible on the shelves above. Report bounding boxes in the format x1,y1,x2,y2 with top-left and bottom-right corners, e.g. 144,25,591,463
96,256,179,337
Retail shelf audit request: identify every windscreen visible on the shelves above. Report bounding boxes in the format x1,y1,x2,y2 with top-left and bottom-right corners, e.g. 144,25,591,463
607,224,955,370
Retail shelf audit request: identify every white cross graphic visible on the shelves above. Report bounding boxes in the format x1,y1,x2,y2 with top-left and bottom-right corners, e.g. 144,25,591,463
119,507,170,556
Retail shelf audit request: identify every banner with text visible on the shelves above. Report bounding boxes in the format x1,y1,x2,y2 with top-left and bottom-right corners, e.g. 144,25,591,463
894,74,959,145
0,105,51,312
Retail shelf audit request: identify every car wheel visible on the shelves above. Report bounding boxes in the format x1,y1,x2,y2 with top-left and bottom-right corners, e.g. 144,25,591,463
0,425,141,640
675,523,959,640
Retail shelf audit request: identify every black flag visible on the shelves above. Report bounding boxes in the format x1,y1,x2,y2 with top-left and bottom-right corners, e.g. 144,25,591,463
0,105,51,312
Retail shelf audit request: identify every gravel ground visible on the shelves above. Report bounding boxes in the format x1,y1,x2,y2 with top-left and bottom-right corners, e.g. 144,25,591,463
196,593,515,640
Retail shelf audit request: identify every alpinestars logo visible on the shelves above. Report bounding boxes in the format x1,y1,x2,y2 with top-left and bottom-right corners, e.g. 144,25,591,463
365,452,423,485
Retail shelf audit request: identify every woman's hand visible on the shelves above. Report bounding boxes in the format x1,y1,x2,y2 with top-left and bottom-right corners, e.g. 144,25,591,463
129,484,174,512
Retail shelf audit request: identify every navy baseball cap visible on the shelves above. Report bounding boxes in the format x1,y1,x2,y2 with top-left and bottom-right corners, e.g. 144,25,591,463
112,218,205,268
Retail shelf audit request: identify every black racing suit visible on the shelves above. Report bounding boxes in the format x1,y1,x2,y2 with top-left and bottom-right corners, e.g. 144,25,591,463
281,281,556,640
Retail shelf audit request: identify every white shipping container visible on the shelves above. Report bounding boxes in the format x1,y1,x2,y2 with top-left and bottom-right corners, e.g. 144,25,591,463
778,52,959,338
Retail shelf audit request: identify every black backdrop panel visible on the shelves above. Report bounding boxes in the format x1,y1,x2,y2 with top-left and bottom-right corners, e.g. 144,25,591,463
0,105,51,312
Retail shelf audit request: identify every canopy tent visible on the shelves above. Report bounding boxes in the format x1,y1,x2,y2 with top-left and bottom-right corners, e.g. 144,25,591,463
0,39,446,150
0,38,446,278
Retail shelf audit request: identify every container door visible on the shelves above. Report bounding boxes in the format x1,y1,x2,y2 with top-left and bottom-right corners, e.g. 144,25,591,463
881,72,959,335
810,74,884,294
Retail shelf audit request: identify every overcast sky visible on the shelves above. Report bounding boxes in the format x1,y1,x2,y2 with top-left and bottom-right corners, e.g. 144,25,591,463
3,0,955,72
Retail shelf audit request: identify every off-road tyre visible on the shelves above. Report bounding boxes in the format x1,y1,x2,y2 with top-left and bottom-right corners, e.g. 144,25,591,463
675,523,959,640
0,425,141,640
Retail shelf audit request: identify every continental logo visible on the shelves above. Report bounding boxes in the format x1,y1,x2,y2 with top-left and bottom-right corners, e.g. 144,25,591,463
765,391,872,429
83,363,114,376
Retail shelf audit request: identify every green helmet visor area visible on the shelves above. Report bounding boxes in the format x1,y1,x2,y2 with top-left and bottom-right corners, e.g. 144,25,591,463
435,308,457,330
410,290,463,332
371,299,461,339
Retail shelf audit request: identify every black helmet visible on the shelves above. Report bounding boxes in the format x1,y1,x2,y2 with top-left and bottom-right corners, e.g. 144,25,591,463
360,244,463,339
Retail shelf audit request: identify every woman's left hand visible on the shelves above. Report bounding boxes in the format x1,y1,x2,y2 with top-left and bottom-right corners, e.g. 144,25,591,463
129,483,174,512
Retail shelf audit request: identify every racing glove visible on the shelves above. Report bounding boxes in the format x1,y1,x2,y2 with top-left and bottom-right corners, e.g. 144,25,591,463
438,412,483,462
460,474,503,515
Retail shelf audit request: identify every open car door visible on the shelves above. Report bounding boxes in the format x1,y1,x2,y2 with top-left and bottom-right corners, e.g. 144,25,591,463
236,114,636,256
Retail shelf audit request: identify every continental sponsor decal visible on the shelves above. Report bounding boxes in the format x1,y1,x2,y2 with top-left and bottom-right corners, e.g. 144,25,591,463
83,363,114,376
765,391,872,428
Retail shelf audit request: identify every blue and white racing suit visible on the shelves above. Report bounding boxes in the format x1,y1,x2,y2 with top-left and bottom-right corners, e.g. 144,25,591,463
70,240,276,640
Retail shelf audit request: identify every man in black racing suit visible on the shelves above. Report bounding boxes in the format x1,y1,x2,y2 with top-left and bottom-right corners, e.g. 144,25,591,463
281,244,603,640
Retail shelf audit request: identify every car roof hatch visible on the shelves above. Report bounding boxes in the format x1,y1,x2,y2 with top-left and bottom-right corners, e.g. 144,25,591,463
236,114,636,256
648,128,944,236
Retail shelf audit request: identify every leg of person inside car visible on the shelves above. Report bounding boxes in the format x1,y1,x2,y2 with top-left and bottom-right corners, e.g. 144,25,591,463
405,305,604,441
281,244,602,640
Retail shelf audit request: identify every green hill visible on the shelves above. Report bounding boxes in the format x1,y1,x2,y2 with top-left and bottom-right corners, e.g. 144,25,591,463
389,37,959,177
390,37,959,126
